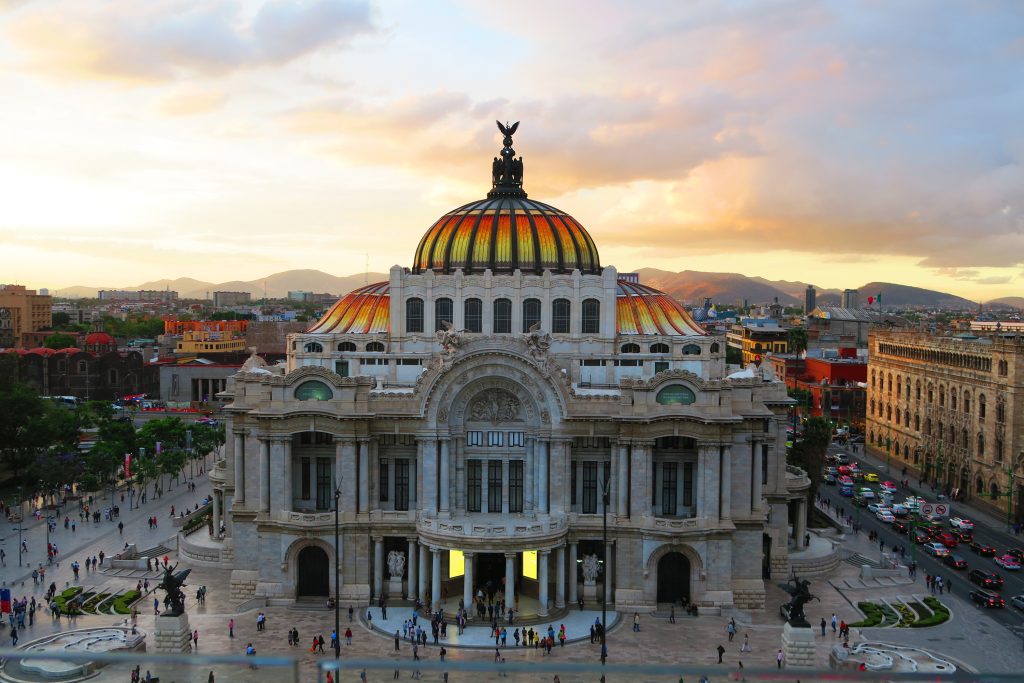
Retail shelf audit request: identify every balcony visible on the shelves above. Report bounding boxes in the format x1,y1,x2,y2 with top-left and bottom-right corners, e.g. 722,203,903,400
417,514,568,547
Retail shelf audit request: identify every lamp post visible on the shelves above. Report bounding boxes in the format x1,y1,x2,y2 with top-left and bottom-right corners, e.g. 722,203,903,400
186,430,194,480
334,478,343,660
600,475,611,665
982,455,1023,533
17,485,23,568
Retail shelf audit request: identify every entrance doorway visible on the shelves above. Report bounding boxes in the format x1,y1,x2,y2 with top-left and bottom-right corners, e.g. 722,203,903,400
477,553,507,598
656,552,690,604
296,546,330,597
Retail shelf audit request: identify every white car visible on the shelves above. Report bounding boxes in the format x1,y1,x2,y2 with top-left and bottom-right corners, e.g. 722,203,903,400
923,542,950,557
867,502,886,514
891,504,909,517
950,517,973,530
876,510,895,523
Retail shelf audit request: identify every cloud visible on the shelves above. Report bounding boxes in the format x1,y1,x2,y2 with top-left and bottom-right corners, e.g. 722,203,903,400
159,87,227,116
6,0,375,83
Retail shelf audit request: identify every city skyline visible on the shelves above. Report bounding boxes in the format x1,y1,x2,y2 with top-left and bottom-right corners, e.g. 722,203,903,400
1,1,1022,299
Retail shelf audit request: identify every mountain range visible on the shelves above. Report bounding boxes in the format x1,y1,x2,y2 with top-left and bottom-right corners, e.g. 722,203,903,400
53,268,1005,310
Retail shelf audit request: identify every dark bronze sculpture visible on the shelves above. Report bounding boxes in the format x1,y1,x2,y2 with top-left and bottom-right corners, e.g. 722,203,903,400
779,575,818,627
489,120,526,197
158,563,192,616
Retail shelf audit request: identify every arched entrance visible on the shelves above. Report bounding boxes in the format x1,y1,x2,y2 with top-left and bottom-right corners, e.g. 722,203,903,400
656,552,690,604
296,546,330,597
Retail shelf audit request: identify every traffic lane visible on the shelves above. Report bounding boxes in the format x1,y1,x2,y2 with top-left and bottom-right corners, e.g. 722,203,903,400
827,493,1024,632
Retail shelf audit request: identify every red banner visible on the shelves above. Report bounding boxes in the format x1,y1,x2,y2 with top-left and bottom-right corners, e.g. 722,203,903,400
124,453,132,479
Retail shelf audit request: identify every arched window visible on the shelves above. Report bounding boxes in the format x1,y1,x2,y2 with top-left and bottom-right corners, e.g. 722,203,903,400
581,298,600,334
656,384,696,405
464,298,482,333
961,428,969,451
976,476,984,495
950,388,957,410
996,399,1005,422
928,385,933,403
871,369,876,387
552,298,571,334
366,342,385,352
914,414,920,431
870,399,875,416
887,373,892,394
710,342,720,353
295,380,333,401
904,411,910,428
337,342,356,352
896,408,901,425
938,385,945,406
493,298,511,334
434,298,453,332
304,342,324,353
896,376,902,397
991,482,1001,498
998,359,1008,376
405,298,424,333
621,343,640,354
977,432,985,459
903,445,909,460
915,380,921,401
650,343,670,354
925,418,931,435
995,437,1003,463
963,391,970,414
681,344,701,355
978,393,986,420
886,404,892,421
522,298,541,332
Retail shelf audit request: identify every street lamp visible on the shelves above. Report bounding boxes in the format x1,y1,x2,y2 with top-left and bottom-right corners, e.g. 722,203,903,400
600,475,611,665
982,455,1023,533
17,485,23,568
333,477,343,660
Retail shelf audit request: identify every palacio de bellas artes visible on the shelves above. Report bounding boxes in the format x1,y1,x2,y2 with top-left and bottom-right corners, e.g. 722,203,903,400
211,122,808,617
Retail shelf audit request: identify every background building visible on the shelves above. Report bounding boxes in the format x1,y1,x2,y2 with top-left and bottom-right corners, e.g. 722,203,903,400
841,289,860,309
804,285,816,314
727,319,789,366
98,290,178,302
0,284,52,349
865,329,1024,524
213,291,252,307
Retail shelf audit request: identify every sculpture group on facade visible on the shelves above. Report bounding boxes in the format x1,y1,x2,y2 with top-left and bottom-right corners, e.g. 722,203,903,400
779,575,817,627
581,554,601,583
159,564,192,617
523,322,552,360
387,550,406,580
469,389,521,423
492,120,524,189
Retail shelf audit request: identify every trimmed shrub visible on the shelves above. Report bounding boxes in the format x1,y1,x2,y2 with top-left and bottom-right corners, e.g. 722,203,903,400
911,597,950,627
112,590,141,615
850,601,883,627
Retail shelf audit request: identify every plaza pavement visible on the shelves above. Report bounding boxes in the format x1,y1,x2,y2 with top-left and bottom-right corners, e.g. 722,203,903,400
1,466,1021,682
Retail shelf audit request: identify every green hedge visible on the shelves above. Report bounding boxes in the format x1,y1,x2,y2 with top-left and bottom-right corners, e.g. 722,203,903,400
182,509,212,536
112,590,141,615
850,601,883,627
54,587,83,614
911,597,950,627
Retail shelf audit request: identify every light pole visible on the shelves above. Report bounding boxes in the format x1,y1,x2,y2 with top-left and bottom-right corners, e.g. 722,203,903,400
334,478,343,660
186,430,194,480
982,455,1023,533
600,475,610,665
17,485,23,568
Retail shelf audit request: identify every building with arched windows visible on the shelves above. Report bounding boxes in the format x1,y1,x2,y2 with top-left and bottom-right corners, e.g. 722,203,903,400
207,125,805,614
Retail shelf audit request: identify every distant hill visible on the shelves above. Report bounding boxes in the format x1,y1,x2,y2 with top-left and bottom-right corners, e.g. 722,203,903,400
988,296,1024,310
858,282,975,309
54,269,389,300
635,268,801,306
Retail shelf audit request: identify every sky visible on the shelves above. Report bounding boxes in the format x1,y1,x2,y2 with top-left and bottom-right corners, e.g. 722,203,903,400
1,0,1022,301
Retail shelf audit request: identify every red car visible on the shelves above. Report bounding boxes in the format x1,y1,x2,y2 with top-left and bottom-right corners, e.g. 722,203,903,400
936,533,959,548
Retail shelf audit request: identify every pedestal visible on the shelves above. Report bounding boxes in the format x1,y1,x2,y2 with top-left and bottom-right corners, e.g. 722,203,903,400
388,577,404,598
153,613,192,653
582,580,597,600
782,622,816,669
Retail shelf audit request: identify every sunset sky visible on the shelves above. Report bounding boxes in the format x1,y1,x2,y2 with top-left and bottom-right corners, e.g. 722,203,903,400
1,1,1022,301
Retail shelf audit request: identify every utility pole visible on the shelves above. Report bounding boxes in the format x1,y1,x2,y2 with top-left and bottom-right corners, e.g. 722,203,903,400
981,455,1022,532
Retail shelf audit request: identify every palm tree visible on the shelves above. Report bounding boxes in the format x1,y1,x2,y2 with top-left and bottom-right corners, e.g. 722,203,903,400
787,326,808,355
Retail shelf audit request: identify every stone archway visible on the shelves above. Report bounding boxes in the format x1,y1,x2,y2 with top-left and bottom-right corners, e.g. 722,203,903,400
296,546,330,597
656,552,691,604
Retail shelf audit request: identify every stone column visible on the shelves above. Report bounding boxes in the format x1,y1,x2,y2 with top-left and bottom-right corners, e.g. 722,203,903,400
698,443,720,523
334,440,344,497
358,440,370,514
795,498,808,548
568,542,578,604
373,536,384,599
439,439,450,513
719,445,731,521
752,440,764,513
415,440,424,507
212,490,221,537
617,443,629,516
463,551,474,618
555,545,566,608
504,553,516,609
629,442,650,518
524,438,535,511
283,438,293,513
549,441,567,513
340,439,358,514
454,437,466,512
407,538,418,600
422,439,438,513
538,440,549,513
258,438,270,513
538,550,550,616
431,548,441,611
418,543,429,604
232,432,245,505
604,541,614,605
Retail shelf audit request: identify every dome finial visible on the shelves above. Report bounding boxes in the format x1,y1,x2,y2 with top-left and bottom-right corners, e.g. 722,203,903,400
489,120,527,198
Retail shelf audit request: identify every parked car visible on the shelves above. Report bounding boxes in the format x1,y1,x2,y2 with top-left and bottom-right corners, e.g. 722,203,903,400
943,554,969,570
994,555,1021,571
833,453,849,464
968,569,1003,588
970,542,998,557
950,517,974,530
838,475,854,486
823,466,839,476
969,589,1005,608
1010,595,1024,610
863,472,879,483
876,510,895,523
936,532,959,548
923,542,950,557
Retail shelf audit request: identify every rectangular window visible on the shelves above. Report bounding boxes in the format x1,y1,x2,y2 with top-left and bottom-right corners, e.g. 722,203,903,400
493,299,512,334
379,459,388,502
397,358,422,365
467,431,483,447
582,461,598,514
522,298,541,332
509,460,523,513
315,458,331,511
394,458,409,511
581,298,600,334
435,298,454,332
508,432,524,447
654,361,669,373
488,462,503,513
552,299,570,334
661,462,678,515
571,462,577,506
464,298,483,333
683,462,693,506
301,457,311,500
487,431,504,447
581,359,604,367
467,460,482,512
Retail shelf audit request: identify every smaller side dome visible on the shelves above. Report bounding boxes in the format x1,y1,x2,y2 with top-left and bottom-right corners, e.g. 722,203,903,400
308,282,390,334
616,280,706,336
85,332,115,346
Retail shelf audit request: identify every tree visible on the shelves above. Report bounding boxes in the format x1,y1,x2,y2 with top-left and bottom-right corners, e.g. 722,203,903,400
787,326,808,356
791,416,832,506
43,332,77,349
51,312,72,328
0,385,56,485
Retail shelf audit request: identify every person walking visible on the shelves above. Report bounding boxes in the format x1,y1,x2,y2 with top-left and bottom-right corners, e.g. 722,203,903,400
192,629,199,650
345,627,353,645
717,644,726,663
726,620,736,641
633,613,640,632
740,633,751,653
228,618,234,638
394,631,400,651
820,617,826,637
669,605,676,623
777,649,785,669
831,613,837,634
